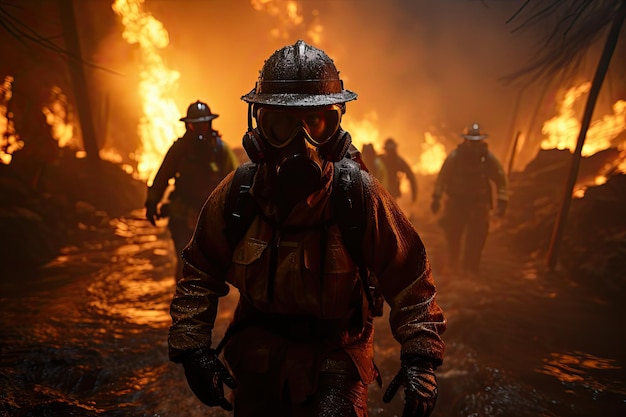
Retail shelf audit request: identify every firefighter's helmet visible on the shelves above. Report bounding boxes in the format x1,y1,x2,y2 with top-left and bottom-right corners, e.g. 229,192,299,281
461,123,488,140
241,40,357,107
384,137,398,150
180,100,219,123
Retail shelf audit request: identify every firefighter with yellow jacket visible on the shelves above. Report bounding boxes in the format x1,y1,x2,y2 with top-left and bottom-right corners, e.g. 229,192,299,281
168,41,446,417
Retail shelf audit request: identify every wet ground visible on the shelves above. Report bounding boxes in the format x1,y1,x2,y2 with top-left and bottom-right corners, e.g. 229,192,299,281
1,209,624,416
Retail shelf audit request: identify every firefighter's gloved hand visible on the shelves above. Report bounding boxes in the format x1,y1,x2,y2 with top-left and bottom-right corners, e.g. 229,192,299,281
430,198,440,214
495,198,508,217
181,348,237,411
383,356,438,417
145,201,159,226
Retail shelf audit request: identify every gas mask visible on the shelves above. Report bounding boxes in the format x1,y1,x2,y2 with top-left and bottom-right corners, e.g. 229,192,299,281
188,122,212,141
242,104,351,194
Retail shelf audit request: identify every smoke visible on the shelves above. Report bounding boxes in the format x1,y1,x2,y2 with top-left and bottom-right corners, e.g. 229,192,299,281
76,0,618,172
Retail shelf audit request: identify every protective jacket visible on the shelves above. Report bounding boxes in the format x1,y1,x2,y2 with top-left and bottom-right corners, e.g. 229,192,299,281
168,162,446,406
146,131,239,222
432,141,508,205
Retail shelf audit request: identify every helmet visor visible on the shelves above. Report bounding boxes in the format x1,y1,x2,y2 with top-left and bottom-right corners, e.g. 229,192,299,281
257,105,342,148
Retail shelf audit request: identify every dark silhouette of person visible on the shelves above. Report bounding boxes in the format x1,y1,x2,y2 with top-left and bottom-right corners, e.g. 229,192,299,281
360,143,389,189
431,122,509,274
167,41,445,417
380,137,418,203
145,100,239,280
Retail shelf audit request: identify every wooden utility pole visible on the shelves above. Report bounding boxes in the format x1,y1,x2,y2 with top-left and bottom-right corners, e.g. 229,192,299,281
57,0,100,162
507,131,521,178
547,2,626,270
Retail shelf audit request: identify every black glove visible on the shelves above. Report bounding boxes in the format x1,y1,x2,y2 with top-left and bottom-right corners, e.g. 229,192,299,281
181,348,237,410
495,198,508,217
430,198,440,214
383,357,438,417
145,201,159,226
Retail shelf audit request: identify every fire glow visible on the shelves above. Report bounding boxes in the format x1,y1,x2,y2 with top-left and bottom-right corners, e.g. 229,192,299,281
42,86,77,150
0,75,22,165
541,82,626,158
416,131,448,175
112,0,184,184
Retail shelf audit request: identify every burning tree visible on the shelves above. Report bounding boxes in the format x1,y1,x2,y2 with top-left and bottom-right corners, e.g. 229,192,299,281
506,0,626,270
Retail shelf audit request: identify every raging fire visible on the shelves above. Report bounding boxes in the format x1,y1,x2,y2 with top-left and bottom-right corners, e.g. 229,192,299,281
112,0,184,184
541,82,626,157
0,75,22,165
541,81,626,196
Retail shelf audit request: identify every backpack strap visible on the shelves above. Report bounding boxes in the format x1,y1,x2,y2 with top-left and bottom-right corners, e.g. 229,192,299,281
223,158,382,316
223,162,259,249
332,158,382,316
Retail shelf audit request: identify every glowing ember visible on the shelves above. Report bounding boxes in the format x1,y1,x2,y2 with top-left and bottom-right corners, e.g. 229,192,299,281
112,0,184,184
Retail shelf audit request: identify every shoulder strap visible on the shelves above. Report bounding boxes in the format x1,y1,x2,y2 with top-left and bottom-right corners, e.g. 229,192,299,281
224,162,259,248
223,158,382,316
332,157,383,316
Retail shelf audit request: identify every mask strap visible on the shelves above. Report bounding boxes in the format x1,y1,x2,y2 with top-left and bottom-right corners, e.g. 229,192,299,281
247,103,254,131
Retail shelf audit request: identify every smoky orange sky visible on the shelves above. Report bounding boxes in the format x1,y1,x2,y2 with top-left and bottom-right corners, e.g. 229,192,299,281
71,1,620,174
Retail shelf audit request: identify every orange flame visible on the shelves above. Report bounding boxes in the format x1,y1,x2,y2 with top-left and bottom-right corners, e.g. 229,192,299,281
415,131,447,175
112,0,184,184
342,111,381,151
543,82,626,197
42,86,78,149
0,75,23,165
541,82,626,157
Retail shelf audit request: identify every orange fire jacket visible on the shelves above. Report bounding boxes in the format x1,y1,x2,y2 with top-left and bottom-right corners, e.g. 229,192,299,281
168,162,446,400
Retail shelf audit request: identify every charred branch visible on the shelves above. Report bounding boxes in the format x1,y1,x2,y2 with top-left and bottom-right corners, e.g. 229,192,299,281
502,0,625,85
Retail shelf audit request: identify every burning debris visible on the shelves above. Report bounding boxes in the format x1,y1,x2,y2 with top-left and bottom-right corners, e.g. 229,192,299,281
498,147,626,298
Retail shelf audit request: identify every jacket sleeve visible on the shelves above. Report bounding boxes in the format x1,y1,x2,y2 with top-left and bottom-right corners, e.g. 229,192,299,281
361,172,446,365
146,141,181,204
168,171,236,362
399,157,418,201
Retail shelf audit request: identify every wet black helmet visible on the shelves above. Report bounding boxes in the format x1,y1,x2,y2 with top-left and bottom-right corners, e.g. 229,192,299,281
241,40,357,107
180,100,219,123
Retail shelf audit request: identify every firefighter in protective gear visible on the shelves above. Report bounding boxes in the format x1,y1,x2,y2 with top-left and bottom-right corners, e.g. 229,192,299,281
381,138,418,202
168,41,446,417
431,122,508,274
361,143,389,189
145,100,239,280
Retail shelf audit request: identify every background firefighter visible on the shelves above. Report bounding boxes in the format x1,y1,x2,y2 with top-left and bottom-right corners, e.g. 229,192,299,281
431,122,509,274
380,137,418,203
167,40,446,417
360,143,389,190
145,100,239,280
